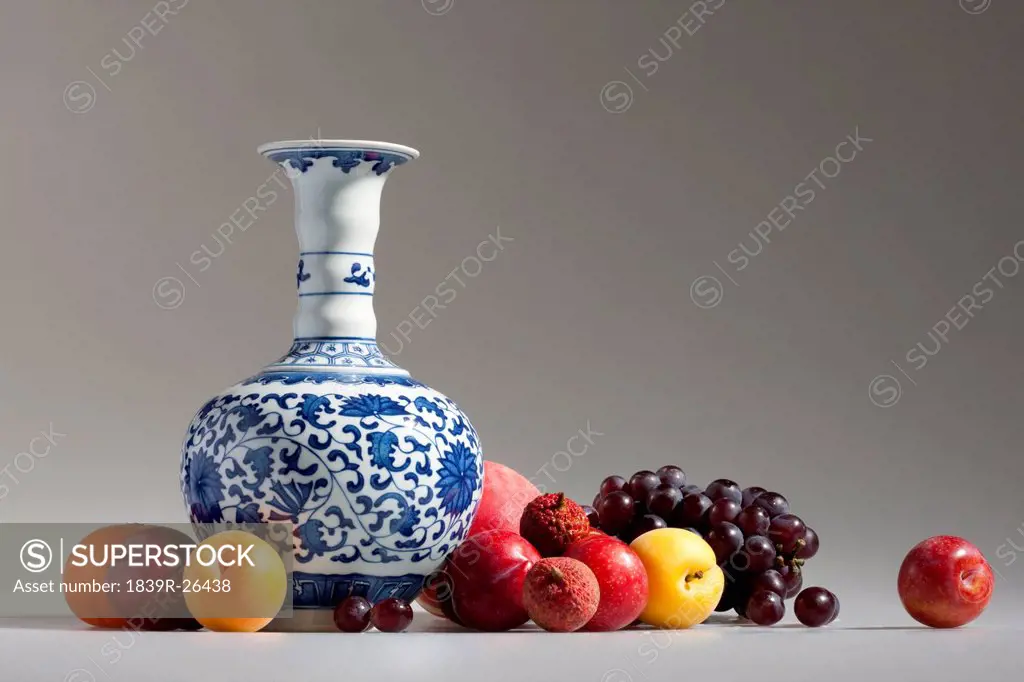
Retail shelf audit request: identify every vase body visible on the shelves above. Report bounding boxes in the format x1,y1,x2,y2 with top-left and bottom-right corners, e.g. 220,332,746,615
179,141,483,623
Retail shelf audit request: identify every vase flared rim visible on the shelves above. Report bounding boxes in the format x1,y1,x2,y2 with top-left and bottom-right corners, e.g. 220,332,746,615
257,139,419,160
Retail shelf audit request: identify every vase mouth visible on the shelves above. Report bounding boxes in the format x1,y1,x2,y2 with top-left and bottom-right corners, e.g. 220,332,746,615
257,139,420,160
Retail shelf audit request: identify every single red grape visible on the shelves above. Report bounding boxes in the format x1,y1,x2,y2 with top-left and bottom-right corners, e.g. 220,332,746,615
794,587,837,627
707,522,743,564
655,465,687,488
748,569,786,598
705,479,742,504
597,491,634,533
768,514,806,554
646,483,683,518
626,471,661,503
334,596,372,633
754,492,789,518
746,590,785,625
735,506,770,537
370,598,413,633
708,498,741,526
600,475,627,497
676,492,713,529
740,535,776,573
741,486,766,507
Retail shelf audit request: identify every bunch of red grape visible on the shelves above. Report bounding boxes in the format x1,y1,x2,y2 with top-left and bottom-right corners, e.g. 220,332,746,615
588,467,838,627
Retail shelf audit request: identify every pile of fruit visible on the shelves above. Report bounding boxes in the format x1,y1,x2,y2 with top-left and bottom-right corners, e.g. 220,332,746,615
407,462,844,631
590,467,836,626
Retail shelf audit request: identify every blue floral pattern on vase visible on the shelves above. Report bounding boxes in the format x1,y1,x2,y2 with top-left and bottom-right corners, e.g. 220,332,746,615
343,262,373,288
265,148,410,176
296,259,311,289
180,371,483,608
436,443,479,519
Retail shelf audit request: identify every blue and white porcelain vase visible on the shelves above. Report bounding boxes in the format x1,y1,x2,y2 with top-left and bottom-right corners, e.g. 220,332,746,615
179,140,483,628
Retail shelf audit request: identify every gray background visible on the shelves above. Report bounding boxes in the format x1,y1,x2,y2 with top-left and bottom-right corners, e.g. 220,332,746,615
1,1,1023,678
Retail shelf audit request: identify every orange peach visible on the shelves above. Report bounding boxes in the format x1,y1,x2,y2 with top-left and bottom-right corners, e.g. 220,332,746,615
183,530,287,632
630,528,723,629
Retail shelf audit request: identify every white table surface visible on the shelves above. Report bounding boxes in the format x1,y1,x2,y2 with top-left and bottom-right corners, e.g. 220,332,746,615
3,600,1019,682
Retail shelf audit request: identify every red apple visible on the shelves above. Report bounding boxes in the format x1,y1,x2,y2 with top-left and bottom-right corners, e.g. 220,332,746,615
466,461,540,538
437,529,540,631
898,535,994,628
564,533,648,631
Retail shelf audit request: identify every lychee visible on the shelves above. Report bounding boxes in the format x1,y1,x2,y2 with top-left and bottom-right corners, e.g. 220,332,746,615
519,492,590,557
522,557,600,632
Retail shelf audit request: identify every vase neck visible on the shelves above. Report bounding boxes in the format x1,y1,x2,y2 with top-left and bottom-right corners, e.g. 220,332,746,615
258,141,417,353
289,161,384,342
